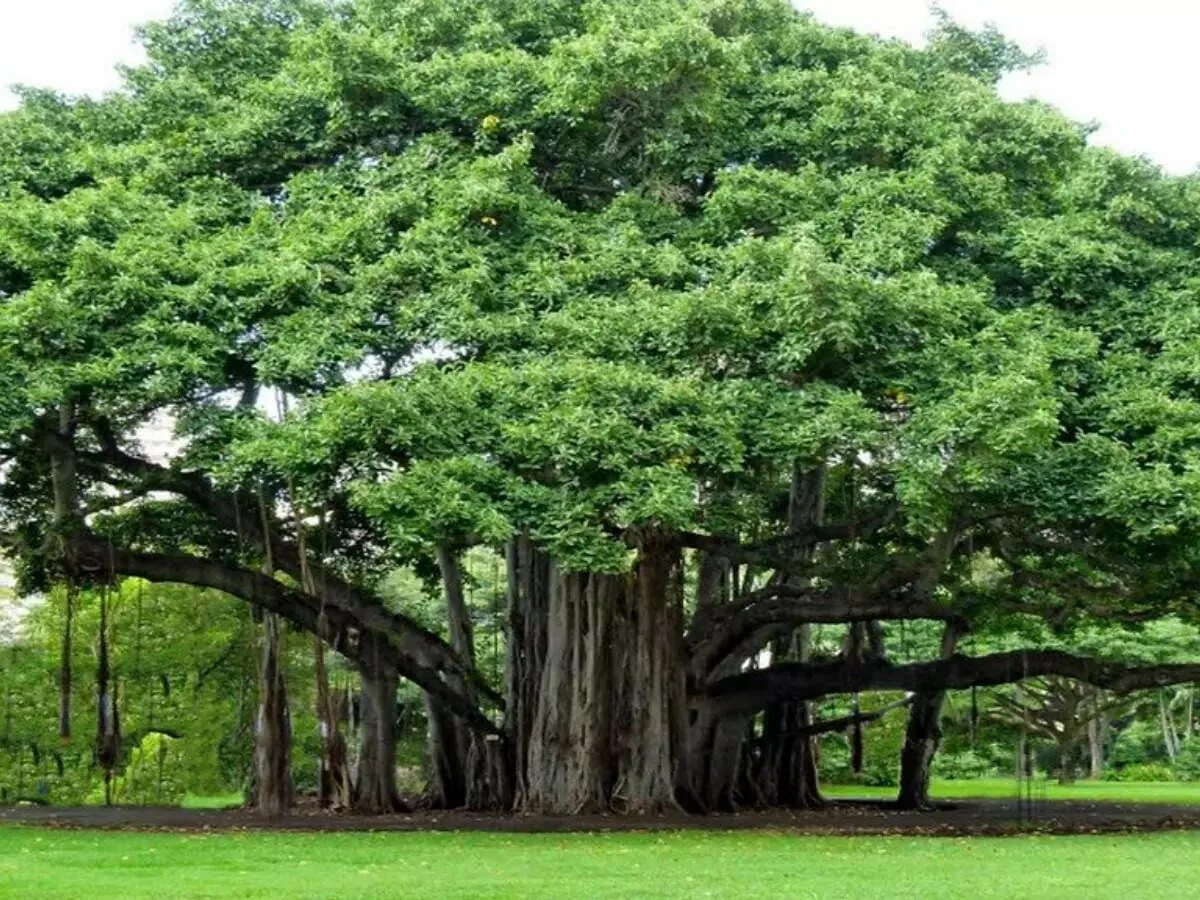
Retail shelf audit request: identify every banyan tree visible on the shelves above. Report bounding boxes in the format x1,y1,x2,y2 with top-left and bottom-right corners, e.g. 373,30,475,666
3,0,1200,814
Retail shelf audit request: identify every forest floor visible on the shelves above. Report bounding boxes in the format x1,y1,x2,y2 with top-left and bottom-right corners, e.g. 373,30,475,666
3,795,1200,837
2,826,1199,898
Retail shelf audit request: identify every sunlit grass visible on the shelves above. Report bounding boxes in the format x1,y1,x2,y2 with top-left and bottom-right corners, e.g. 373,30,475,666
823,778,1200,805
179,792,244,810
2,826,1200,899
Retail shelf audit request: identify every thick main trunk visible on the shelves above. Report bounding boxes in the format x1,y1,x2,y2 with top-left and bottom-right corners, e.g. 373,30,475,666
253,612,294,818
353,651,403,813
521,536,684,815
523,567,622,813
614,534,686,812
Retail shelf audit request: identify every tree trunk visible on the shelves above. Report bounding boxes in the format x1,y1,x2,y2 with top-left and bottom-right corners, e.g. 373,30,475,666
613,533,686,812
314,636,351,809
1160,690,1180,762
752,627,822,809
505,535,549,810
896,623,963,810
253,612,294,818
677,705,750,812
523,567,622,813
1058,741,1075,785
58,585,75,740
521,534,684,814
425,545,475,809
1087,708,1105,780
749,468,828,809
353,649,403,813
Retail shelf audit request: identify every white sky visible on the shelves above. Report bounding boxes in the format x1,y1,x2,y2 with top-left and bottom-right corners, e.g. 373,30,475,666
0,0,1196,173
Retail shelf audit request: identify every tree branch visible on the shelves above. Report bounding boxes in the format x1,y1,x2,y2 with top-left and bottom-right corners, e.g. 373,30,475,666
703,650,1200,716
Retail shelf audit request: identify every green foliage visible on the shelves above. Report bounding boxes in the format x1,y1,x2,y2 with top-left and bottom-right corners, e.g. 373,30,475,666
1104,762,1177,783
933,748,998,781
1174,741,1200,782
101,733,188,806
2,0,1200,811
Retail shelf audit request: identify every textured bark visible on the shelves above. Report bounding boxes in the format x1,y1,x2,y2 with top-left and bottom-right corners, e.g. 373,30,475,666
95,587,120,806
706,651,1200,716
354,649,403,813
614,534,686,812
506,535,550,809
313,637,351,810
253,612,294,818
897,623,964,810
1087,708,1106,780
521,535,685,814
58,586,75,741
523,567,623,813
751,628,822,809
425,545,482,809
749,468,827,809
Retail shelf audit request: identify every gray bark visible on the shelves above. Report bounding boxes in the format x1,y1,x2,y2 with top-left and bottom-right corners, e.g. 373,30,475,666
253,612,294,818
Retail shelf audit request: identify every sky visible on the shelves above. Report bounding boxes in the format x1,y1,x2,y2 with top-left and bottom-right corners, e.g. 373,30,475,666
0,0,1197,174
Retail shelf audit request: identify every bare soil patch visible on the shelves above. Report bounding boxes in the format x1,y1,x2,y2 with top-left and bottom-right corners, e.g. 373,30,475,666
3,798,1199,837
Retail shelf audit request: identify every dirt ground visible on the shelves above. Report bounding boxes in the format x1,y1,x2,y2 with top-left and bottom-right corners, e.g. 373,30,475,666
3,798,1200,837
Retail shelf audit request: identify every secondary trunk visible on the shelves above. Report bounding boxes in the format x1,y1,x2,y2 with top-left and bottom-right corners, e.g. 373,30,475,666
353,648,403,813
750,627,822,809
253,612,294,818
1058,741,1075,785
896,623,963,810
747,468,828,809
313,636,351,810
58,585,75,740
425,545,479,809
505,535,550,809
1087,708,1106,780
95,587,120,806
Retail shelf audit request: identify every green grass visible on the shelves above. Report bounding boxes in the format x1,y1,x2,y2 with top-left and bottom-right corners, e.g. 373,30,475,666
1,827,1198,899
179,792,244,810
824,778,1200,805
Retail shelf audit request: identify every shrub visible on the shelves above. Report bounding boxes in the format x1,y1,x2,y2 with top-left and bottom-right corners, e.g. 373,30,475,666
1173,740,1200,782
934,748,997,780
1103,762,1175,782
105,733,188,805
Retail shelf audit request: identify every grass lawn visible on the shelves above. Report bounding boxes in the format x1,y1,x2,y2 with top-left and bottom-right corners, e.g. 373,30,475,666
1,827,1199,899
180,792,244,810
823,778,1200,805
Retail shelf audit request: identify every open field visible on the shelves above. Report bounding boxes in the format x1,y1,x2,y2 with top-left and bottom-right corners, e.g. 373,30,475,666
823,779,1200,805
2,826,1199,899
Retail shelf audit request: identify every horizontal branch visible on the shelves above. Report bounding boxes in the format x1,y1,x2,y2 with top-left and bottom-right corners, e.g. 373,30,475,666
747,695,914,744
703,650,1200,716
66,533,501,736
679,503,898,569
75,443,499,708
